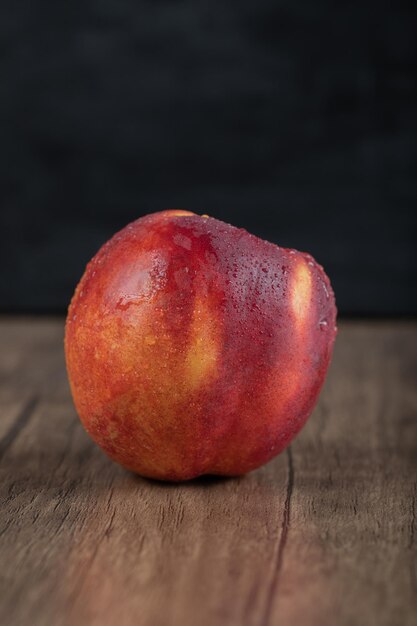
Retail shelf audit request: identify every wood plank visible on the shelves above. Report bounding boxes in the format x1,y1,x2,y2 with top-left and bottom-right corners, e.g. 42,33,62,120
0,318,416,626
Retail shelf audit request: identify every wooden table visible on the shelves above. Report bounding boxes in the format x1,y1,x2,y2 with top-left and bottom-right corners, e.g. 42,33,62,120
0,318,416,626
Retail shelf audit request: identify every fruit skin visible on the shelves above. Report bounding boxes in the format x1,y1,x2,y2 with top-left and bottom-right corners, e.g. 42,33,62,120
65,210,337,481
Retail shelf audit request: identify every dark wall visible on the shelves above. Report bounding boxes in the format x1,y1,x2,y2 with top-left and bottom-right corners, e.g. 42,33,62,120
1,1,416,314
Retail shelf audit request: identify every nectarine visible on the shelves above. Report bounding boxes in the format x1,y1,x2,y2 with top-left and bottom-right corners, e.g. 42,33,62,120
65,211,337,480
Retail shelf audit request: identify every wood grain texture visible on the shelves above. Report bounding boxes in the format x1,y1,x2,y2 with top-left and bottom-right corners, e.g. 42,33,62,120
0,318,416,626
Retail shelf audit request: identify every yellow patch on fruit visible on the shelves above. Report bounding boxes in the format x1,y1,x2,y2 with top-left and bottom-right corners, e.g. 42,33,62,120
291,260,312,329
167,210,195,217
185,296,220,390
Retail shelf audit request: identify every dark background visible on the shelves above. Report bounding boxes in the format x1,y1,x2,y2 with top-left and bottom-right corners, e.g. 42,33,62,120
1,0,416,315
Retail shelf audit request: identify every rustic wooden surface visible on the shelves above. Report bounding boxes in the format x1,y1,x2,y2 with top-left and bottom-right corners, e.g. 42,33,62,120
0,318,416,626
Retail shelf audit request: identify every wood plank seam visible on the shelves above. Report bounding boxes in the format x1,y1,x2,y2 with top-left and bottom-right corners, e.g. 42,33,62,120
261,446,294,625
0,396,39,462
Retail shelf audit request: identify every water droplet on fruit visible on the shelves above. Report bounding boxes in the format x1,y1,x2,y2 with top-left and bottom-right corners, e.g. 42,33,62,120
319,319,328,331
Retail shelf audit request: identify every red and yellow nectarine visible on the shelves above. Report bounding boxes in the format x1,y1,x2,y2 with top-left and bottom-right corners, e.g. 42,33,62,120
65,211,337,481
